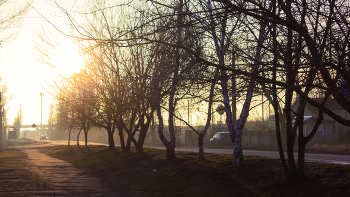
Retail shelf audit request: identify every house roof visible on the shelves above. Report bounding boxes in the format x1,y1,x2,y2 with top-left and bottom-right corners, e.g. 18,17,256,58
309,98,344,111
292,97,345,112
291,116,313,123
291,97,346,122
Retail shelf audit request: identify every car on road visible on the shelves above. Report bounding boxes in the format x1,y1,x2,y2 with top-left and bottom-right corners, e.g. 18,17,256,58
40,134,48,140
209,132,231,146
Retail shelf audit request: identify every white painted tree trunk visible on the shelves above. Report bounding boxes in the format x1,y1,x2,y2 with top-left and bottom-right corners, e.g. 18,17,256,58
231,5,271,165
220,70,243,166
207,0,244,166
232,80,255,166
198,0,270,166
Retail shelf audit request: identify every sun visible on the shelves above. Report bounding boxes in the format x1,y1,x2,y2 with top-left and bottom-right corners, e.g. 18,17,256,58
52,41,85,77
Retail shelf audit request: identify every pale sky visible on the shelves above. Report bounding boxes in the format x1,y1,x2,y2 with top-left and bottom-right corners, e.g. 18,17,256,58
1,0,86,126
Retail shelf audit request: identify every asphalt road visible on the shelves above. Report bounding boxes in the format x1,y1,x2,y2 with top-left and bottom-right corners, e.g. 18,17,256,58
32,140,350,165
175,147,350,165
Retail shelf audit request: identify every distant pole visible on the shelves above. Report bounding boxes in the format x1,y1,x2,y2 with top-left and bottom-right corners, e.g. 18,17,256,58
0,92,2,145
0,40,2,73
40,92,43,136
187,99,190,124
0,41,2,145
262,93,264,121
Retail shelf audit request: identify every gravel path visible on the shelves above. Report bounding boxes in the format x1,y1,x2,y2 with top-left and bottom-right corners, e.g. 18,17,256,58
17,149,121,197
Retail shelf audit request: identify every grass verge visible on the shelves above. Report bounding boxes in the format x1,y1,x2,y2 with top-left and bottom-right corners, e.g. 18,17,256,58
40,145,350,197
0,148,54,193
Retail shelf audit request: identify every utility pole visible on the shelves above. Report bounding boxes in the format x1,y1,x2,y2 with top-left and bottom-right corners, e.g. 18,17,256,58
40,92,43,136
0,92,2,146
262,93,264,121
0,41,2,145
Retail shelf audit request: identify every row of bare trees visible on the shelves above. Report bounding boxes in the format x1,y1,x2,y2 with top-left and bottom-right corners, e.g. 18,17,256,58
38,0,350,185
0,0,32,144
212,0,350,184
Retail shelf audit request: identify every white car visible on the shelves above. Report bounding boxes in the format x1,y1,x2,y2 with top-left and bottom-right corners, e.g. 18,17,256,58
40,134,48,140
210,132,231,146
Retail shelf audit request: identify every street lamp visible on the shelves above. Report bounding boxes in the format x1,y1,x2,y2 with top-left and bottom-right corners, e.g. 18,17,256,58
0,92,2,145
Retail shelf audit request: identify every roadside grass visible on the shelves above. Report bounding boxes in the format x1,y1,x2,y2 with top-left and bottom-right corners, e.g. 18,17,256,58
0,148,54,193
306,144,350,155
0,149,27,172
0,149,28,192
40,145,350,197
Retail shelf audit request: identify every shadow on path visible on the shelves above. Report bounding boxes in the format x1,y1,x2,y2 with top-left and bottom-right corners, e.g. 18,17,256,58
19,149,121,197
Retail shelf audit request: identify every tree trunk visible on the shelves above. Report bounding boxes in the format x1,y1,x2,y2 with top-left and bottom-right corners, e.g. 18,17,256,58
157,114,171,159
298,95,328,181
107,128,115,150
136,131,147,154
168,139,176,159
232,72,256,166
272,10,290,181
296,97,307,181
125,135,132,152
154,69,172,159
198,133,204,160
77,128,82,146
232,129,243,166
163,0,184,160
207,1,239,164
297,136,306,180
220,70,239,164
84,129,88,146
117,124,126,152
156,101,171,159
285,90,298,185
279,113,287,135
136,124,149,154
197,70,217,160
286,0,298,184
273,103,290,180
68,128,72,146
136,142,143,154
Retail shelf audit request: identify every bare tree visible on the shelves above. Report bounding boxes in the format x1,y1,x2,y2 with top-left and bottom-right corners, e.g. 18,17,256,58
212,0,350,184
47,104,55,140
0,0,32,41
12,104,22,138
55,89,80,146
0,77,12,144
69,72,97,147
177,69,219,160
0,0,30,144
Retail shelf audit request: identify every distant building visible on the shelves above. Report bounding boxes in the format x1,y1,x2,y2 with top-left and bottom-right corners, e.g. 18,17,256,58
292,98,350,136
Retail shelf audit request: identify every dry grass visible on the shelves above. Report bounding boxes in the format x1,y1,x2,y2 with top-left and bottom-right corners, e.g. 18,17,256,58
39,145,350,197
309,144,349,150
0,148,54,193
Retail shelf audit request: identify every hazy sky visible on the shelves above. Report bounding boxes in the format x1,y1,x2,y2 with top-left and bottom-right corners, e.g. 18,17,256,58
1,0,86,126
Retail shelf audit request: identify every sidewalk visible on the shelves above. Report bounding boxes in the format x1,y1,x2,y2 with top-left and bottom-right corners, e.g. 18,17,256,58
23,149,121,196
0,140,122,197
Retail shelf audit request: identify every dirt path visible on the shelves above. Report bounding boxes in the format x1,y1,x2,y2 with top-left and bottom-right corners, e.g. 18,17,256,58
18,149,121,197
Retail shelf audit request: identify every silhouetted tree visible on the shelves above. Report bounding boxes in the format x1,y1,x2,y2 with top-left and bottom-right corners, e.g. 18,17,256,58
12,104,22,138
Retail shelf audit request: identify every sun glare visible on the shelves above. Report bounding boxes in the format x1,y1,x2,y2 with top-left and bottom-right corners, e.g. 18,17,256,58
52,43,84,77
